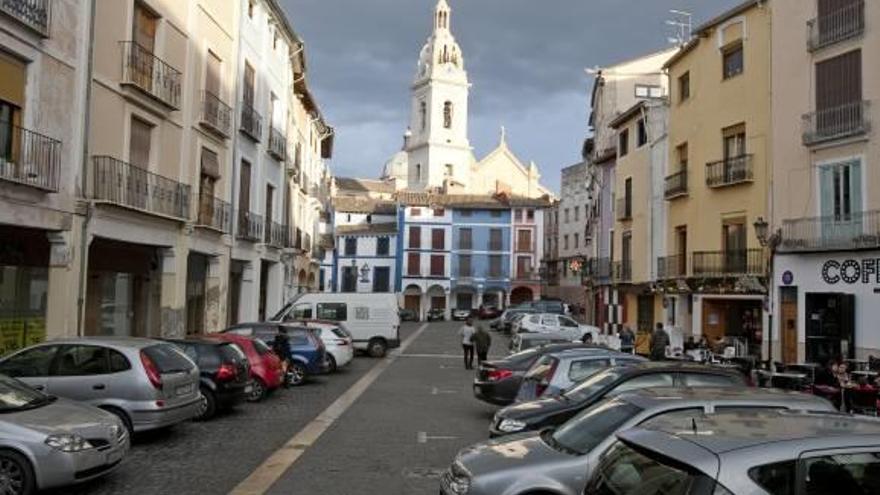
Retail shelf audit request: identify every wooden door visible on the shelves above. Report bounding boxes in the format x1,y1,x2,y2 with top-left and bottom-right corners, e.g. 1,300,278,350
701,300,727,343
404,295,420,312
781,298,798,364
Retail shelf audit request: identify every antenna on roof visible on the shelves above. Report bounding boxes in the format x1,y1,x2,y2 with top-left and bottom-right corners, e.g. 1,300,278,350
666,9,692,47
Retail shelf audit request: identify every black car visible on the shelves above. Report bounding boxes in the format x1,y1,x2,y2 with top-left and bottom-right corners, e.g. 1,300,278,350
165,338,251,420
426,308,446,321
473,343,606,406
489,361,747,436
400,308,419,322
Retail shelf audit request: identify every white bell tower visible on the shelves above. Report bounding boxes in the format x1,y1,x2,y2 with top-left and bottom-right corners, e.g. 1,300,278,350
406,0,471,191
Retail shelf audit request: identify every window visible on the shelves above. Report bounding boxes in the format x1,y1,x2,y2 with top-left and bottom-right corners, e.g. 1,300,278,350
821,160,861,221
564,235,569,250
551,400,641,456
613,373,674,393
431,229,445,250
430,255,445,276
409,226,421,249
749,461,796,495
803,452,880,494
517,230,532,251
445,164,453,178
459,255,472,277
54,346,110,376
489,228,503,250
340,267,357,293
516,256,531,278
488,255,502,277
243,62,256,107
415,164,421,181
133,2,158,52
559,316,579,328
459,228,473,250
206,51,222,97
433,208,445,217
635,84,663,99
344,238,357,256
527,209,535,221
247,0,255,18
515,209,523,222
723,124,746,159
637,118,647,147
419,101,427,131
0,346,57,377
723,42,744,79
377,237,390,256
574,206,580,221
574,233,579,248
569,359,611,382
678,72,690,102
291,303,313,319
677,142,689,169
680,373,740,387
815,50,863,138
129,117,153,169
317,303,347,321
443,101,453,128
407,253,420,276
273,32,279,50
564,208,570,223
411,208,421,217
373,267,390,292
618,129,629,157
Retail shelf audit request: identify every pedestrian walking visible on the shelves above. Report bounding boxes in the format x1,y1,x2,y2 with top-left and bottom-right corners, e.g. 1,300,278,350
650,323,669,361
459,317,476,369
619,326,635,354
272,327,293,387
473,323,492,365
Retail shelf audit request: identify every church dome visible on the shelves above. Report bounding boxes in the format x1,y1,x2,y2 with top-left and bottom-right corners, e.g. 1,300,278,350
382,150,409,181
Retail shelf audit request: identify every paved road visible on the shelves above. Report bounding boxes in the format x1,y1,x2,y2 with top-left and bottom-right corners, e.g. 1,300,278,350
57,321,504,495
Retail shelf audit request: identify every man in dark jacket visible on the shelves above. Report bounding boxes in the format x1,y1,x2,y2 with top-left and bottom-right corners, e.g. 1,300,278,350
272,328,293,387
650,323,669,361
473,324,492,365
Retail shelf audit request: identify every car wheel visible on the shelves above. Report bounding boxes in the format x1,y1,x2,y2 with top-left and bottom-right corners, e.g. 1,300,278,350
247,379,267,402
195,387,217,420
0,450,35,495
101,406,134,437
367,338,388,358
325,353,338,373
288,362,307,386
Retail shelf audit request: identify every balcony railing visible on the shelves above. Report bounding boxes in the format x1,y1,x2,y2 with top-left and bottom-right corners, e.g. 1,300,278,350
265,221,286,248
200,91,232,137
616,196,632,221
587,257,612,280
807,0,865,52
120,41,181,109
0,121,61,191
92,156,191,220
240,103,262,142
664,168,688,199
706,154,753,188
692,249,763,277
237,211,263,242
268,127,286,160
802,101,871,146
657,254,687,279
613,260,632,283
196,195,231,233
781,210,880,252
1,0,50,36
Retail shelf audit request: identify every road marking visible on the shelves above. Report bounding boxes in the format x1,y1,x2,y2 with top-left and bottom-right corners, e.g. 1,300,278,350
431,386,458,395
400,353,461,359
417,431,459,443
229,323,429,495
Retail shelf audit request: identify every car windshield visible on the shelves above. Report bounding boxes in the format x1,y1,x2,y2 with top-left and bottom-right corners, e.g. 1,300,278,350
0,374,53,412
563,368,625,403
144,344,196,373
550,399,642,455
587,441,696,495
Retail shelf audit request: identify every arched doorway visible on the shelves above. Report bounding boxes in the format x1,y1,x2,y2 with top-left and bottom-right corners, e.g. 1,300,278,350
426,285,447,311
482,287,507,309
510,286,534,306
453,285,476,310
298,270,307,293
307,272,316,291
403,284,422,313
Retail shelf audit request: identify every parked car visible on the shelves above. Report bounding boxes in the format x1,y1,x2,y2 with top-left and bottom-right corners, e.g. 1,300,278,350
223,323,327,385
515,348,645,402
207,334,283,402
473,343,611,406
0,338,202,434
272,293,400,358
490,361,747,436
452,308,472,321
0,374,131,495
495,308,537,333
399,308,419,322
477,305,503,320
508,332,572,355
444,387,837,495
509,313,530,335
517,313,601,343
587,409,880,495
516,300,568,315
290,320,354,373
164,338,251,420
427,308,446,322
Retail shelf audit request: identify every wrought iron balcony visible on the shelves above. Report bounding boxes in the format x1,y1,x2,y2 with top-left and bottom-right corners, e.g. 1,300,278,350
0,121,61,191
91,156,191,220
613,260,632,283
1,0,50,36
802,101,871,146
657,254,687,280
200,91,232,137
616,196,632,221
119,41,181,109
705,154,753,188
664,168,688,199
807,0,865,52
237,211,263,242
240,103,262,142
587,257,612,281
692,249,763,277
268,127,286,161
781,210,880,252
196,194,231,233
265,221,286,248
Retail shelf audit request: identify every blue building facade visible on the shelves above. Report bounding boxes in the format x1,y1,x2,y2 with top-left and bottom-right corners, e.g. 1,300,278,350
450,208,512,311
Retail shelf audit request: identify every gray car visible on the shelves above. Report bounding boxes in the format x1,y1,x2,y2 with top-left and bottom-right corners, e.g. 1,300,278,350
588,408,880,494
508,332,573,355
441,387,836,495
0,373,129,494
0,337,202,434
516,349,645,402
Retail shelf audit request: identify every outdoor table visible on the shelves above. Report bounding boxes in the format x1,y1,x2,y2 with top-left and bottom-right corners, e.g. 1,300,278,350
852,370,879,378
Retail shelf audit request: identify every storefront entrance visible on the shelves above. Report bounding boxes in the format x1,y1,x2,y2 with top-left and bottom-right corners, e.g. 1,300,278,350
805,292,855,363
0,226,49,354
701,298,763,357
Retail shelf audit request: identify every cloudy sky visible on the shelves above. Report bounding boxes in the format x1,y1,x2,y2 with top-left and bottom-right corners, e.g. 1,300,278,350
280,0,741,193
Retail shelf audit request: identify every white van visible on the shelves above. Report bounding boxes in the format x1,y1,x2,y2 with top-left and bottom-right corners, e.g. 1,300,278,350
271,293,400,357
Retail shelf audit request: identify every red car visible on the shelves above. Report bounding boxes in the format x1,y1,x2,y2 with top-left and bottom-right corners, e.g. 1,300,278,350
208,334,283,401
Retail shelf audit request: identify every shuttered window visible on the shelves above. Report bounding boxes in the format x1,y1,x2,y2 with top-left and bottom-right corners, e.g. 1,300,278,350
407,253,420,276
489,228,503,250
432,228,445,250
129,117,152,168
459,228,472,250
133,3,158,52
206,51,222,96
243,62,256,106
409,226,421,249
459,255,471,277
430,255,444,276
489,255,502,277
816,50,861,110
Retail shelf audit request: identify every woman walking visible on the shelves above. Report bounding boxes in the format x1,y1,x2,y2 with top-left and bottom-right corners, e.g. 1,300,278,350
459,317,476,369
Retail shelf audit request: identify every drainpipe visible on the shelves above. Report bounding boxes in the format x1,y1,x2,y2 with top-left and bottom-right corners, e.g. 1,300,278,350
75,0,98,337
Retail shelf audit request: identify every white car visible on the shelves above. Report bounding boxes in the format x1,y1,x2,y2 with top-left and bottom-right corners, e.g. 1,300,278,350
518,313,601,343
452,309,472,321
291,320,354,372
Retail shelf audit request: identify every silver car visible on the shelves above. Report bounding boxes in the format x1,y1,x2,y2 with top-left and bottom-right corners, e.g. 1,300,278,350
442,387,836,495
508,332,573,355
589,409,880,494
0,373,129,494
0,337,202,433
516,349,646,402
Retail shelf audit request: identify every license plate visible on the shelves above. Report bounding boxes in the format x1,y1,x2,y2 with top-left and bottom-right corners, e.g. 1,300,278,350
175,384,192,396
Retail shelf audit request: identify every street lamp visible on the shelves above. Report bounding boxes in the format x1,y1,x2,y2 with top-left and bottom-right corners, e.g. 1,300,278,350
753,216,782,366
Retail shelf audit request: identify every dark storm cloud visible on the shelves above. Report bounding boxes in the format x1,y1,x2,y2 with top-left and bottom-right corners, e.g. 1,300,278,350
280,0,741,191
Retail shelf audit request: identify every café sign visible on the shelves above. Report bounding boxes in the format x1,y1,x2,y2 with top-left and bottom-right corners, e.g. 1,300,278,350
822,259,880,285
